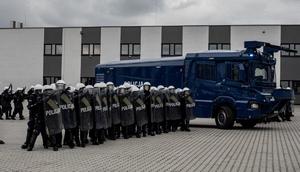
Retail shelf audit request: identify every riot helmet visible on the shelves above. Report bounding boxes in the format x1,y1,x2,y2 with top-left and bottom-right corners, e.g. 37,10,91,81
168,86,175,94
56,80,66,90
143,82,151,91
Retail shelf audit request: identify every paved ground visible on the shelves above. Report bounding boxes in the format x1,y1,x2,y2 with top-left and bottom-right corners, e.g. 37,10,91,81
1,107,300,172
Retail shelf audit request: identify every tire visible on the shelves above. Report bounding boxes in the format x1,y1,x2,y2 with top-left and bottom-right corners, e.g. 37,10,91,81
215,106,235,129
240,121,257,129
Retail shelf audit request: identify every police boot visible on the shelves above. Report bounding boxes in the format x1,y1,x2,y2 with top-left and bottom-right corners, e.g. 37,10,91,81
19,114,25,120
27,130,39,151
5,113,10,120
21,129,33,149
185,121,191,132
122,127,129,139
67,130,75,148
136,126,142,138
0,139,5,144
116,125,121,139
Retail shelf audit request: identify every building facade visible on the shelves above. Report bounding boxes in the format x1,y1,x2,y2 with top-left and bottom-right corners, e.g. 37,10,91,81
0,25,299,103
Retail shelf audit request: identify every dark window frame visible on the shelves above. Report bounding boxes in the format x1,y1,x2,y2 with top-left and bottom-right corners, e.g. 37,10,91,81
44,44,62,56
81,43,101,56
161,43,182,57
281,43,300,57
208,43,231,50
120,43,141,57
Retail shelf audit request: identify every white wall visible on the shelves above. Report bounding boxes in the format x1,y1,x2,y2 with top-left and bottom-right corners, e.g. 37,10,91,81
62,28,81,86
140,26,162,59
100,27,121,64
231,26,281,87
0,29,44,89
183,26,209,55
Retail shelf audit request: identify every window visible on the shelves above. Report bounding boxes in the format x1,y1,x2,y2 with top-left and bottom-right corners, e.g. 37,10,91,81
44,44,52,55
209,43,231,50
161,43,182,57
281,43,300,57
196,63,216,81
81,44,101,56
81,77,95,86
120,43,140,56
55,45,62,55
44,44,62,55
293,81,300,95
43,76,61,85
228,63,246,82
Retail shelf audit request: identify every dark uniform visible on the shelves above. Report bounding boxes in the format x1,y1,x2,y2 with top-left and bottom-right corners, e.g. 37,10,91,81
43,88,63,151
77,88,93,147
108,89,121,139
12,88,26,120
27,89,49,151
119,88,135,139
1,86,13,120
165,88,181,132
132,89,148,138
60,89,77,148
180,89,196,131
21,88,35,149
153,90,164,135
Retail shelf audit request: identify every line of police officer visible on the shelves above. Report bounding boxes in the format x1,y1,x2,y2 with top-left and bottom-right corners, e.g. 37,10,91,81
20,80,196,151
0,85,26,120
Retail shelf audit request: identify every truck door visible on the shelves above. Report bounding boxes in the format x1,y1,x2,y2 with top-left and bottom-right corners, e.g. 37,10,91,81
186,60,217,118
224,62,249,104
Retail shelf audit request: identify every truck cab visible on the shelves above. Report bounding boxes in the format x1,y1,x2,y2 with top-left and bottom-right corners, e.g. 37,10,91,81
185,41,296,128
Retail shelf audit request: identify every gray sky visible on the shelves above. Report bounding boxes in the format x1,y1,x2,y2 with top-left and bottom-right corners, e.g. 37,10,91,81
0,0,300,27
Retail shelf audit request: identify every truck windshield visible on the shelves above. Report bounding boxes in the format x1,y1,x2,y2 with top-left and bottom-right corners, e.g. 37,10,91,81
254,66,268,81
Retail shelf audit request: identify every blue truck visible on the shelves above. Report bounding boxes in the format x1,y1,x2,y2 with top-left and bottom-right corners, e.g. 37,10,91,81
95,41,296,129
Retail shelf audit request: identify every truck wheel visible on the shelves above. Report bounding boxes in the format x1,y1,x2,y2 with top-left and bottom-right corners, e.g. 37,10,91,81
240,121,257,129
215,106,235,129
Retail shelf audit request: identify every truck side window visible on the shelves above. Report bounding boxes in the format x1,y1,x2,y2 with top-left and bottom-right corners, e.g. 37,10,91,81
228,63,246,82
197,63,216,81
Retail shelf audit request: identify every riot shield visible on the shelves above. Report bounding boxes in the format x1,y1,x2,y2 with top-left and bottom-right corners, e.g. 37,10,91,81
154,93,164,123
185,96,196,120
43,90,63,135
120,94,135,126
166,93,181,120
60,92,77,129
94,93,108,129
78,93,92,131
110,93,121,125
133,92,148,127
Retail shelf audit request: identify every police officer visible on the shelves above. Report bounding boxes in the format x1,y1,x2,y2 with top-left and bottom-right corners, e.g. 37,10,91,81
131,86,148,138
1,85,13,120
56,80,77,149
143,82,154,136
42,85,63,151
92,82,108,145
149,86,157,136
152,87,164,135
180,87,195,132
73,83,86,147
119,85,135,139
21,86,35,149
166,86,181,132
77,84,93,147
107,82,121,140
27,84,49,151
11,87,26,120
157,85,168,133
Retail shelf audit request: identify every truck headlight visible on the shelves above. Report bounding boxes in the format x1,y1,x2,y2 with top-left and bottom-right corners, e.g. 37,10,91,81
250,103,259,109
